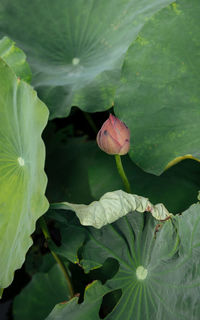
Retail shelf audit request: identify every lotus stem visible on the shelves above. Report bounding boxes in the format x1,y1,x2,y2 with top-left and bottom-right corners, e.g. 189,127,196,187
39,216,74,298
115,154,131,193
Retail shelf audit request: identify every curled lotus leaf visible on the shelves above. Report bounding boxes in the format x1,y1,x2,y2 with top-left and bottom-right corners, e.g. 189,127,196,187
52,190,172,229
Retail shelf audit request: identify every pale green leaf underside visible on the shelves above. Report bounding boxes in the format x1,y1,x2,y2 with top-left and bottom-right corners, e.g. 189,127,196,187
0,36,31,82
52,190,172,228
0,58,49,288
0,0,173,118
115,0,200,175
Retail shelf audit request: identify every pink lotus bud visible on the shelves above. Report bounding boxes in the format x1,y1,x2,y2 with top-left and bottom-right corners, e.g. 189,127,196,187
96,114,130,155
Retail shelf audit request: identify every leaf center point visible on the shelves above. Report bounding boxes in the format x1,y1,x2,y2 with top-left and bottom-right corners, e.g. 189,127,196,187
136,266,148,280
17,157,25,166
72,57,80,65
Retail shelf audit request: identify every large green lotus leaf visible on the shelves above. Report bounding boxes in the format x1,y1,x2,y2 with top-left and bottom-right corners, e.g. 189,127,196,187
115,0,200,175
88,147,200,213
0,36,31,82
0,58,49,289
45,281,110,320
52,190,172,229
80,204,200,319
0,0,173,118
13,264,70,320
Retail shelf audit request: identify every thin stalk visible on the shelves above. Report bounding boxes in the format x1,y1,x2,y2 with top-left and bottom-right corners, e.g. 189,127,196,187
115,154,131,193
39,217,74,298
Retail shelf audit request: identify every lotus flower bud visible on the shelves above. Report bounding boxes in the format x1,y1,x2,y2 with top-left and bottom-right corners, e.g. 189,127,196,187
96,114,130,155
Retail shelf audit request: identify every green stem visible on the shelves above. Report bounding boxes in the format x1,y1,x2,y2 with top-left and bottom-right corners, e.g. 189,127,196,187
39,217,74,298
115,154,131,193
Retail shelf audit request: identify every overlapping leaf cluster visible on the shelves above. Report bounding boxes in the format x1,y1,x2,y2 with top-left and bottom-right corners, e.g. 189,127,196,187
0,0,200,319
